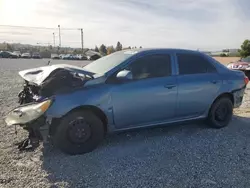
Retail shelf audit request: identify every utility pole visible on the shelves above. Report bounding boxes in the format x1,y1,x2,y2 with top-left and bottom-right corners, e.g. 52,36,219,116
58,25,61,48
53,33,55,48
81,28,84,53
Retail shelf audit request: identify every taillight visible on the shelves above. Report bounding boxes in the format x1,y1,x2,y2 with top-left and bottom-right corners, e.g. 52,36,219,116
244,76,249,85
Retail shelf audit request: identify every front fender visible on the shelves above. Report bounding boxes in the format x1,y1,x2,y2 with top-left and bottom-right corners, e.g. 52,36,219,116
45,85,113,121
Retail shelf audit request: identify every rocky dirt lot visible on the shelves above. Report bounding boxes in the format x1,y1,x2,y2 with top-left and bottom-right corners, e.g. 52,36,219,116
0,59,250,188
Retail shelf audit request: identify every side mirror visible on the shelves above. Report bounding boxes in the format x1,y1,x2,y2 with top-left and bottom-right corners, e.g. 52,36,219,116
116,70,133,81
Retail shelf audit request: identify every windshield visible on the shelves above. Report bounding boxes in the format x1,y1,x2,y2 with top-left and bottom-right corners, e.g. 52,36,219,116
241,56,250,62
83,51,135,75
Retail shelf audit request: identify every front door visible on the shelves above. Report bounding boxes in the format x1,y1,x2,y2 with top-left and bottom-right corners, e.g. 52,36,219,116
109,53,178,129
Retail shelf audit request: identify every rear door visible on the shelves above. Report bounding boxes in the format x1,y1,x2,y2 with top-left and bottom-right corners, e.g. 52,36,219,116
176,53,222,118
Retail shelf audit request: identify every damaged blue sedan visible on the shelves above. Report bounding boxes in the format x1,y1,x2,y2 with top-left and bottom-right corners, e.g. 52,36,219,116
5,49,249,155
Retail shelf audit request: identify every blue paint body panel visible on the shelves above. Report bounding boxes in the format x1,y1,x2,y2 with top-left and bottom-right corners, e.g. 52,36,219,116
45,48,247,133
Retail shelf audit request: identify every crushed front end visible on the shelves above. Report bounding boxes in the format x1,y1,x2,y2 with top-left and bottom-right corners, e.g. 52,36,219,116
5,99,53,151
18,80,44,104
18,68,87,105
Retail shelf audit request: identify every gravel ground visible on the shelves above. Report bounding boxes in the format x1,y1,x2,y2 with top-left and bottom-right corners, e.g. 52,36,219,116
1,59,250,188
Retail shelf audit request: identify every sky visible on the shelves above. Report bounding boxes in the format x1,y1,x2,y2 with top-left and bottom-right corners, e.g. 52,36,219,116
0,0,249,50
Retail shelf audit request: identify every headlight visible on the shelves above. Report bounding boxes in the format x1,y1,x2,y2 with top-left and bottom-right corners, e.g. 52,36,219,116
5,100,52,126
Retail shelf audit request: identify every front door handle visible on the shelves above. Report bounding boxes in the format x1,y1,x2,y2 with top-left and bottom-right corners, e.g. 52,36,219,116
164,84,176,89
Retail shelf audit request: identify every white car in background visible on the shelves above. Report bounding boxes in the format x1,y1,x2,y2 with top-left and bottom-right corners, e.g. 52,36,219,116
21,53,31,58
51,54,60,59
13,51,21,57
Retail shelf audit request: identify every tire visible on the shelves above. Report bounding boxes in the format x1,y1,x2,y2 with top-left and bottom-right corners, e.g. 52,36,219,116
207,97,233,128
53,110,105,155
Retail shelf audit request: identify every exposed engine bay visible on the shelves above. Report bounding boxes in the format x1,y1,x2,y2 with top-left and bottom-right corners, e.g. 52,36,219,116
17,64,93,104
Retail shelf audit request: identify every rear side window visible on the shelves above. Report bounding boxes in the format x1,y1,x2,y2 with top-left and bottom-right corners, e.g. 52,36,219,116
177,53,216,75
128,54,172,80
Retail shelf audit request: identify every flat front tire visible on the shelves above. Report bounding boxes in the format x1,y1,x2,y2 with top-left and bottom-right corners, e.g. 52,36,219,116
207,97,233,128
53,110,105,155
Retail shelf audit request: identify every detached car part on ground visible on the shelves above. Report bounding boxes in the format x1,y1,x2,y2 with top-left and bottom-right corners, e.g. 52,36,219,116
227,56,250,78
5,49,249,155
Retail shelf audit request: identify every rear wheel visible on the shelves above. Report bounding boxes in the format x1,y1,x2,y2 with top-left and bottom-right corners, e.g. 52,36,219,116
53,110,105,155
207,97,233,128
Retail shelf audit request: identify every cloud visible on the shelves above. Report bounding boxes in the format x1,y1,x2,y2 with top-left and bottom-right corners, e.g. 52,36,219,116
0,0,249,50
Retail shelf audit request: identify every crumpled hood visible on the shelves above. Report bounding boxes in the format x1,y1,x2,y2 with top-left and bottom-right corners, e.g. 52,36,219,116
18,64,94,85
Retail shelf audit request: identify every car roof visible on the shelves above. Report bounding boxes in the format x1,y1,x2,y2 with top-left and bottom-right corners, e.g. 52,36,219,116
126,48,203,54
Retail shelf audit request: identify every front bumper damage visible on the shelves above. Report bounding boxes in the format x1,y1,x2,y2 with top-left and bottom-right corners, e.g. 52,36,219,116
5,101,52,151
18,117,48,151
6,114,50,151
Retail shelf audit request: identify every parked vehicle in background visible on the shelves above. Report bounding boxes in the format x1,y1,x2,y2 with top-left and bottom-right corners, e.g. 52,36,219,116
227,56,250,78
85,49,102,60
51,54,60,59
77,54,88,60
21,53,31,59
59,54,64,59
0,51,18,58
13,51,22,57
62,54,79,60
5,48,249,155
32,52,41,59
87,54,101,60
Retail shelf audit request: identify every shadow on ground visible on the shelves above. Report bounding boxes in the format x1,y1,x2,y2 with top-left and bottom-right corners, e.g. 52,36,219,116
41,115,250,188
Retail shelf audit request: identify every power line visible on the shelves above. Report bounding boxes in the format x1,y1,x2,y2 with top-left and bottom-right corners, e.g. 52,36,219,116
0,31,31,35
0,25,79,31
0,25,85,49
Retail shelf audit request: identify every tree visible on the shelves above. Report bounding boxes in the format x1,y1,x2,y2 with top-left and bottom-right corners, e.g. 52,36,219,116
94,46,99,52
220,53,228,57
107,46,115,55
140,46,142,48
239,39,250,58
99,44,107,55
6,43,12,51
116,41,122,51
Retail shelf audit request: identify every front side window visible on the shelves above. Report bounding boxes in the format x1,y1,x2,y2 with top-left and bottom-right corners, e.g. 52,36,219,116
177,53,216,75
127,54,172,80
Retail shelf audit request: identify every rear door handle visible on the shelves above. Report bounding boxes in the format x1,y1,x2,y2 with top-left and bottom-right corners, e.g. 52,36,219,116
164,84,176,89
210,80,218,84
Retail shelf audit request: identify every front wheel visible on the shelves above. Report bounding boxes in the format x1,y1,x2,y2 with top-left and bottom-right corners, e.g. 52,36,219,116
53,110,105,155
207,97,233,128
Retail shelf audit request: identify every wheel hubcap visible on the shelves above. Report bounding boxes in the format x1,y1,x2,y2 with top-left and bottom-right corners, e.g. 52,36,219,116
215,104,228,122
68,117,91,144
